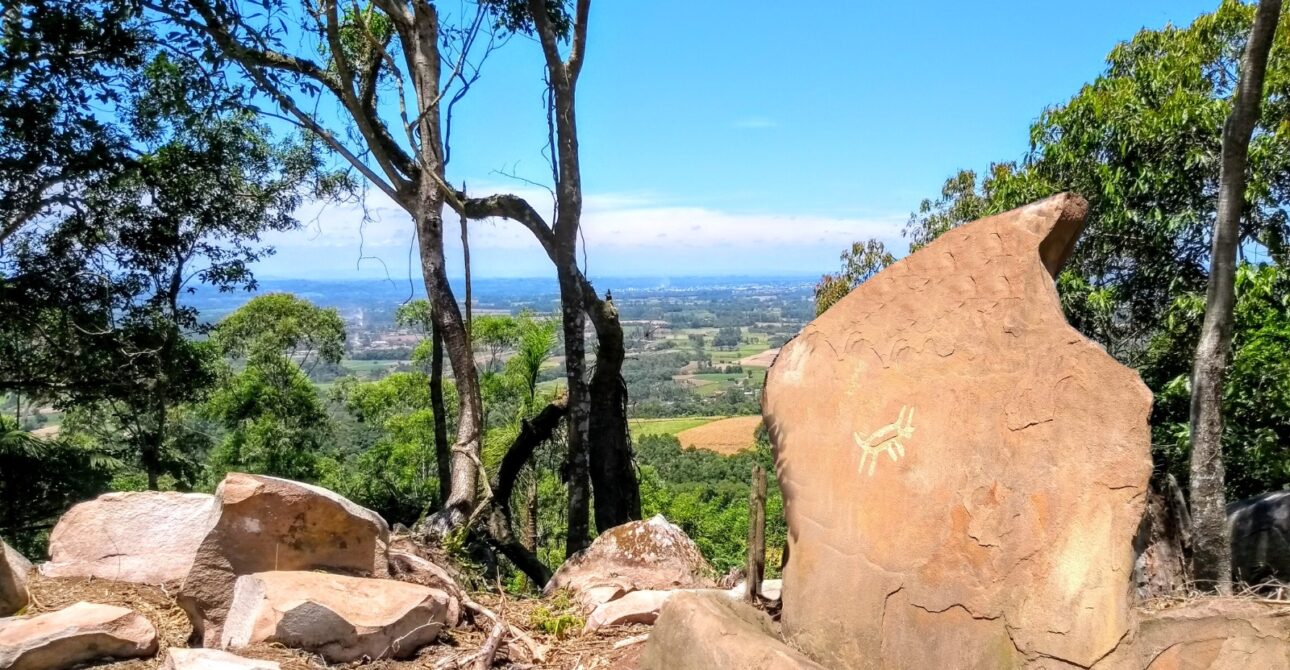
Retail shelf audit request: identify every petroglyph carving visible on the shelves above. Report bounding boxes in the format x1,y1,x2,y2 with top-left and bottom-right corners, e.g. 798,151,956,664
852,405,915,476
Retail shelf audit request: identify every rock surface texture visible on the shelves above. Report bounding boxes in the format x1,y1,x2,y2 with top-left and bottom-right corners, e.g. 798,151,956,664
1092,600,1290,669
41,491,215,584
220,571,449,663
545,514,714,609
0,601,158,670
1228,490,1290,585
638,591,824,670
162,648,281,670
1,539,31,617
763,194,1155,669
178,473,390,645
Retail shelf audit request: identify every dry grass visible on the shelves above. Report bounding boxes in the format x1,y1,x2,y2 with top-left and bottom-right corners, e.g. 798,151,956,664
22,573,645,670
676,415,762,455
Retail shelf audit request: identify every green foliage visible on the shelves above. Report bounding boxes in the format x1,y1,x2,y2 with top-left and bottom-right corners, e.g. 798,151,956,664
636,433,786,574
323,372,457,524
528,590,583,639
814,239,895,315
212,293,346,369
1143,263,1290,499
0,416,117,556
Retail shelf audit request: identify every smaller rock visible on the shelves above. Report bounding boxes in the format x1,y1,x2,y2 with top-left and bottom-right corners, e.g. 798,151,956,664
639,591,825,670
221,571,449,663
1228,490,1290,585
162,648,280,670
584,590,675,632
388,550,462,626
1,540,32,616
545,515,715,609
41,491,214,585
0,601,158,670
725,579,783,601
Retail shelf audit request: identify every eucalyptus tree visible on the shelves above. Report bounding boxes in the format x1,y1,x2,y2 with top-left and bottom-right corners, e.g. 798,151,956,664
459,0,641,552
143,0,538,530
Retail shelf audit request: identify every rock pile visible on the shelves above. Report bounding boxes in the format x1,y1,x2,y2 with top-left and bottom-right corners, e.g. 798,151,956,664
5,472,465,669
178,473,392,645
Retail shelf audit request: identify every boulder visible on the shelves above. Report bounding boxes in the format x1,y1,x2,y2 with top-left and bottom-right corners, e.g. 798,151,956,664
1,540,32,617
1092,600,1290,669
0,601,158,670
639,591,825,670
1228,490,1290,586
220,571,449,663
545,514,714,609
178,473,390,645
387,550,462,626
41,491,214,584
584,590,677,632
763,194,1154,669
162,648,281,670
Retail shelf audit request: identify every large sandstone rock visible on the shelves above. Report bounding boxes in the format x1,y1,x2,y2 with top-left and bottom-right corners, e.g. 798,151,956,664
1,540,31,617
545,514,714,609
162,648,281,670
763,194,1154,669
1228,490,1290,586
1092,600,1290,669
41,491,214,584
639,591,825,670
178,473,390,645
0,601,158,670
220,571,449,663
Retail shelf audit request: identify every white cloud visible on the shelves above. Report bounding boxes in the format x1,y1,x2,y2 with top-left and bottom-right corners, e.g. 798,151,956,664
260,189,905,278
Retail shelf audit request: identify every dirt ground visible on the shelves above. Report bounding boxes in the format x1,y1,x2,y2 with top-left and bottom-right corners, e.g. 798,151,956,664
676,415,762,455
23,573,646,670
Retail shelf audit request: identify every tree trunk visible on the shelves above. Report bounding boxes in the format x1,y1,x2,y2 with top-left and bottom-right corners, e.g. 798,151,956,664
416,195,483,532
1188,0,1281,595
584,289,641,531
431,319,451,509
746,465,767,602
485,399,566,587
556,263,592,557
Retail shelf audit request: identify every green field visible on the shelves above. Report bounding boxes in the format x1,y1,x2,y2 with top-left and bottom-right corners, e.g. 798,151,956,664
629,416,722,436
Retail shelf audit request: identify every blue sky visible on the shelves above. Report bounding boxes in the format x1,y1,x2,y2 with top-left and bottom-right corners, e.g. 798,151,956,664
260,0,1221,281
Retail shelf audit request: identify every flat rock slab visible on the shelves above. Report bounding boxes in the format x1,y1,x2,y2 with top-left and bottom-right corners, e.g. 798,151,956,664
1,540,31,617
0,601,158,670
178,473,390,645
221,571,449,663
639,591,824,670
162,648,281,670
1093,600,1290,670
41,491,214,585
545,514,714,609
763,194,1153,669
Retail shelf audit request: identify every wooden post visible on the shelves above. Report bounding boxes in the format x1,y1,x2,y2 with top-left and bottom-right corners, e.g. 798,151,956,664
746,464,767,603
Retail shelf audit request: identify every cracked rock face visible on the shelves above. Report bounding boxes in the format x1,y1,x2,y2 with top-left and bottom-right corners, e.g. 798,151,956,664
763,194,1153,669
